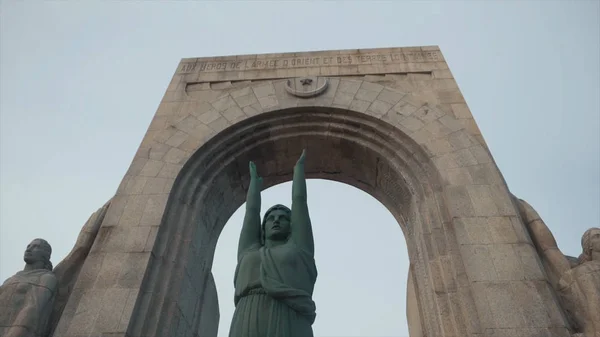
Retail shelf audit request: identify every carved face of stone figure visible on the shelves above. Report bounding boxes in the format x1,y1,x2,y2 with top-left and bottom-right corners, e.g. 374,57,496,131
581,228,600,262
23,238,52,268
263,205,291,242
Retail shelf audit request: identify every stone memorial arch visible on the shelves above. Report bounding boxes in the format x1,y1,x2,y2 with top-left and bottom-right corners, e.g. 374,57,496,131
51,46,575,337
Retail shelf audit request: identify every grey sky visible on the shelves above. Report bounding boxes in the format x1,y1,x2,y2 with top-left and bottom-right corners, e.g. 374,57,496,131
0,1,598,336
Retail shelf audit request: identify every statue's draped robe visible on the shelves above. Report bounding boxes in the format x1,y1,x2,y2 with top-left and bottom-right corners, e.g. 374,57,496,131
556,260,600,336
0,270,57,337
229,241,317,337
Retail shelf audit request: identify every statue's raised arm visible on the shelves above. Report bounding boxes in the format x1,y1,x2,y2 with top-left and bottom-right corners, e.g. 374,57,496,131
516,198,571,279
291,150,314,255
237,161,262,260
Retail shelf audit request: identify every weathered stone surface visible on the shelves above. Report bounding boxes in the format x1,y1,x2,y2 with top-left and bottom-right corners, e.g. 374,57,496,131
517,199,600,337
1,201,111,337
50,47,571,337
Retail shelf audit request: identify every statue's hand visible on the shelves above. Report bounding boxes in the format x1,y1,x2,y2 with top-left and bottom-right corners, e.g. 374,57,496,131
249,161,263,185
296,149,306,167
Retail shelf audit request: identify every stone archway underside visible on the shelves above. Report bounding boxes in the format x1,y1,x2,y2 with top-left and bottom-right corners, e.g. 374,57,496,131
128,107,474,337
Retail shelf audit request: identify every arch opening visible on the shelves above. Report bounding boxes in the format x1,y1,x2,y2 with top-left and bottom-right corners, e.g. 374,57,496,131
213,179,411,336
129,107,465,337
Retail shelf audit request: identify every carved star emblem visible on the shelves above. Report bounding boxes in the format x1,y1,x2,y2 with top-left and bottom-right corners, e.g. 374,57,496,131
300,78,313,86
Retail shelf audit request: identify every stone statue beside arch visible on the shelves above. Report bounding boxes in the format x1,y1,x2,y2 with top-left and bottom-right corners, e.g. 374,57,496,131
0,201,110,337
516,198,599,337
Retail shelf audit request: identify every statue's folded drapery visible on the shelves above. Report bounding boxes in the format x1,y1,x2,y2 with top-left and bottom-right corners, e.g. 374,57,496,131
229,243,317,337
259,244,317,324
0,270,57,337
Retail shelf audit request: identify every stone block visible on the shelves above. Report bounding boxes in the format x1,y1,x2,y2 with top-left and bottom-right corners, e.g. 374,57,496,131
437,89,466,104
148,143,171,161
74,253,104,289
445,167,474,185
140,194,168,227
117,252,151,288
425,138,454,156
513,244,545,280
207,116,230,133
469,145,493,164
152,127,178,145
222,106,245,122
453,217,492,245
157,162,183,179
447,130,475,150
425,119,453,137
435,292,457,336
355,88,380,102
393,100,419,116
165,130,188,148
92,288,130,332
337,79,361,94
122,176,148,196
178,136,204,153
489,244,524,280
467,163,503,185
399,116,425,132
144,226,159,252
163,147,188,165
410,128,434,144
102,196,127,227
489,184,517,216
467,185,500,216
258,95,279,109
487,217,518,243
460,245,498,281
434,153,459,170
195,109,221,124
429,259,446,292
252,83,276,98
439,255,457,292
439,114,463,133
243,103,264,117
451,103,472,119
433,69,453,79
211,95,237,112
349,99,371,113
445,185,476,217
94,253,126,288
376,88,405,105
126,158,149,177
66,289,105,336
447,293,468,336
155,101,182,116
510,216,532,244
148,115,168,131
233,93,258,108
118,195,149,227
367,100,393,117
117,289,140,332
413,105,445,124
139,160,165,178
471,283,494,329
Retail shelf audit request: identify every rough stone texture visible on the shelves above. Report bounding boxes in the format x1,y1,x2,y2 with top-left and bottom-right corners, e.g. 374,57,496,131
53,46,570,337
516,199,599,337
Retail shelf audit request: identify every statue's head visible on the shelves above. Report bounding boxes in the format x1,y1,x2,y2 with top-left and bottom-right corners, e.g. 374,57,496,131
23,238,53,270
262,204,292,243
579,227,600,263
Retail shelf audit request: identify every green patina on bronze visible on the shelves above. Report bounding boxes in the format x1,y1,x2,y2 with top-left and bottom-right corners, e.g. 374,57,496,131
228,150,317,337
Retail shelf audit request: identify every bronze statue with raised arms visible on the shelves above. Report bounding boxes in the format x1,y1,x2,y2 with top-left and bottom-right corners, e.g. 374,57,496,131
228,150,317,337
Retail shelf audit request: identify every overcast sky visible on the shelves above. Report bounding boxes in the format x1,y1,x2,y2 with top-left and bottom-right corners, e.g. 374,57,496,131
1,1,598,337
